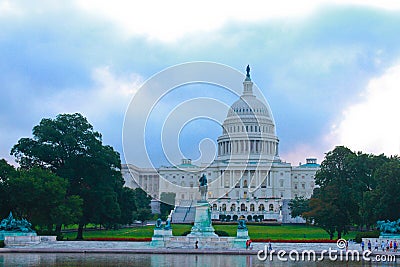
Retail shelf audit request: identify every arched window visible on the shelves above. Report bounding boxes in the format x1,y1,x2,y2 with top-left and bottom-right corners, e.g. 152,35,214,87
259,204,265,211
243,191,247,199
222,204,226,211
250,204,255,211
230,204,235,211
212,204,217,211
269,204,274,211
243,180,248,188
241,203,246,211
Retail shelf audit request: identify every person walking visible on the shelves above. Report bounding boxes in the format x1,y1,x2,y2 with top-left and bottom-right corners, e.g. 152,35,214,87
381,240,385,252
374,240,379,251
394,240,397,252
367,240,372,251
361,240,365,251
268,241,272,252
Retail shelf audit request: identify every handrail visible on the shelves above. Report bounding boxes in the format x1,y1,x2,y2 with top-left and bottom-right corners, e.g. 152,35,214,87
182,200,193,222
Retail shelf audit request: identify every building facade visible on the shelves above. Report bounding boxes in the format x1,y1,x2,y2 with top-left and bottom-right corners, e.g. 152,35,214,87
122,68,319,223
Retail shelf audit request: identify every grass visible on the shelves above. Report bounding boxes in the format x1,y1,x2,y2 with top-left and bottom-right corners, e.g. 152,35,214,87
62,224,357,241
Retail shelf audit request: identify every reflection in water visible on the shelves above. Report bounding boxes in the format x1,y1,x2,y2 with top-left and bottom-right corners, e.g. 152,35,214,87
0,253,397,267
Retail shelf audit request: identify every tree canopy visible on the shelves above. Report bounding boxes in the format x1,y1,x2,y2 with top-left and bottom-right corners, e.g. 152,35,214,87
10,113,134,239
291,146,400,239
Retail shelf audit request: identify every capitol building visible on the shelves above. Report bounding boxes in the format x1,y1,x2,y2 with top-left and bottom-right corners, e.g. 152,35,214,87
122,67,319,224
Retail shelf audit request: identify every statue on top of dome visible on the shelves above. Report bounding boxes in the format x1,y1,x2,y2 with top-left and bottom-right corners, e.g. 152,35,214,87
246,65,251,79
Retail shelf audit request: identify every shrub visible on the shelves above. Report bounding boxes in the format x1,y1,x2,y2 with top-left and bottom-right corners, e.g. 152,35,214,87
215,230,229,237
0,240,4,248
355,231,380,243
181,230,191,236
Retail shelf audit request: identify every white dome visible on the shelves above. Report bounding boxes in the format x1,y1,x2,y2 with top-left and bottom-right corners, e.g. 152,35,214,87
228,95,271,119
216,67,279,162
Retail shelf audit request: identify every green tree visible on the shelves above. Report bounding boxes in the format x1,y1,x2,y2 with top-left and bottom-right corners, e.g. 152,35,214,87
372,158,400,221
160,192,175,220
0,159,18,218
304,189,337,240
118,187,137,225
310,146,358,239
347,152,389,230
288,196,310,223
11,113,123,239
7,167,82,231
132,188,152,222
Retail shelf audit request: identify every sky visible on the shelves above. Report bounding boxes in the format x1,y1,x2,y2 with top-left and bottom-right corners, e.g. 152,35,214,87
1,0,399,168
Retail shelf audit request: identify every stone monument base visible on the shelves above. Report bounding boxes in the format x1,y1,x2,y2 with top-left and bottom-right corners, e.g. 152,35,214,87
0,231,37,241
187,201,217,238
379,233,400,239
150,229,173,247
4,235,56,246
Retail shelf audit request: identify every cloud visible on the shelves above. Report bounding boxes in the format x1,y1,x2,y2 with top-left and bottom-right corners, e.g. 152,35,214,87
74,0,400,42
1,1,400,168
46,66,142,119
328,63,400,156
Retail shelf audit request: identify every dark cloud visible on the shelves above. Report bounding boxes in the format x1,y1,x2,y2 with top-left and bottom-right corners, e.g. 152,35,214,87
1,4,400,166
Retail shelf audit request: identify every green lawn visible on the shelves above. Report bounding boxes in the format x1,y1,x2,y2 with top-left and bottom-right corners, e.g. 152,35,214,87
62,224,356,240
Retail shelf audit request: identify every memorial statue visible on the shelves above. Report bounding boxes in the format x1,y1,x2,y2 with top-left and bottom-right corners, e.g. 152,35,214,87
199,174,208,201
246,65,250,79
155,218,163,229
238,219,247,230
164,218,172,230
377,219,400,234
0,212,34,233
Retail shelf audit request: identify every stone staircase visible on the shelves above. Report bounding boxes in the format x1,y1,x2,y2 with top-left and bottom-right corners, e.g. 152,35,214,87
171,200,196,223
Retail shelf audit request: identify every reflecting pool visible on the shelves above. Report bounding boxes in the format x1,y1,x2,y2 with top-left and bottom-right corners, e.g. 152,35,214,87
0,253,397,267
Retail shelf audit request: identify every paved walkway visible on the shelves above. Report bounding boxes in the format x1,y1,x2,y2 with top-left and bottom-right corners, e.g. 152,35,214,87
1,240,398,256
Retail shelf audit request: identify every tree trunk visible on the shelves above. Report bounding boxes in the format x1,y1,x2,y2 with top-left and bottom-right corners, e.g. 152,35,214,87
329,232,334,240
55,224,62,234
337,230,342,239
76,223,84,240
47,223,53,233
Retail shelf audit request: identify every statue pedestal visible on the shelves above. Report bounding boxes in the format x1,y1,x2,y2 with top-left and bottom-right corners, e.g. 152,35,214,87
188,201,218,237
151,229,165,247
379,233,400,239
233,228,250,249
163,229,172,237
151,228,173,247
0,231,37,241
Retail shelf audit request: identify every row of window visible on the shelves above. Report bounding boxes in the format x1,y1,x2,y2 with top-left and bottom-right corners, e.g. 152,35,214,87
232,107,268,115
164,172,213,180
213,203,277,212
223,124,273,134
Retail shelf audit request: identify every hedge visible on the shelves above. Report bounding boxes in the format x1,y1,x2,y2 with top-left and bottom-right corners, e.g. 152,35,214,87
354,231,380,243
